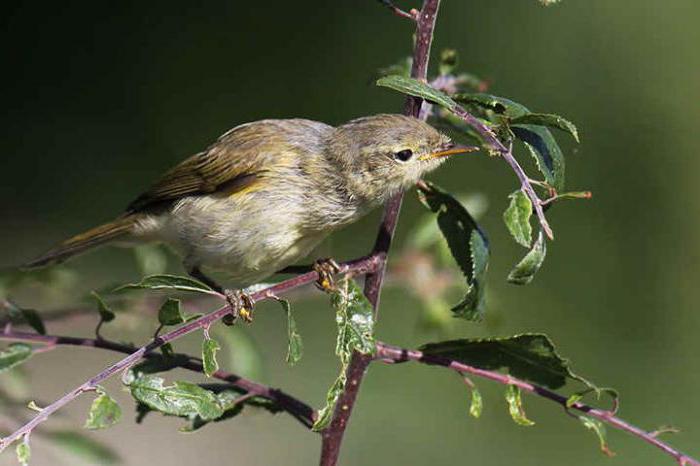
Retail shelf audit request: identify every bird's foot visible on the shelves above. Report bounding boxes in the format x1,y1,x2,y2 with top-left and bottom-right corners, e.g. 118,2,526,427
313,258,341,292
221,289,255,325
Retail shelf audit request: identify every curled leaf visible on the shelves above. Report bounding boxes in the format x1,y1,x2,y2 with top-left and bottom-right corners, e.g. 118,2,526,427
578,415,615,457
503,191,533,248
508,230,547,285
505,385,534,426
202,338,221,377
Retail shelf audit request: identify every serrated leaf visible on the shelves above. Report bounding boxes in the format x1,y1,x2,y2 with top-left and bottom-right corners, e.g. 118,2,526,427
313,279,376,432
438,48,458,76
417,181,489,321
420,333,599,391
510,113,579,143
0,343,32,373
127,374,224,421
45,430,120,464
158,298,185,326
202,338,220,377
84,390,121,430
511,124,566,191
469,386,483,418
277,298,302,365
16,440,30,466
91,291,115,323
453,93,529,118
579,415,615,457
114,274,217,295
505,385,534,426
508,231,547,285
503,190,533,248
376,75,457,110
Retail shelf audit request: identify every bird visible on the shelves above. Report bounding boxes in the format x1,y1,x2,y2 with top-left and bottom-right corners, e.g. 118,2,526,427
24,114,475,320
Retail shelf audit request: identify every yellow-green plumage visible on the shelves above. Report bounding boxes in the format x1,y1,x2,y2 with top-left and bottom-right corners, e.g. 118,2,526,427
26,114,458,286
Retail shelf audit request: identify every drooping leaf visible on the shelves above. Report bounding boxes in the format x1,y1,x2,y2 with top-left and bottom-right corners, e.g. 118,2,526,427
505,385,535,426
438,48,458,76
511,124,566,191
84,389,122,430
16,440,30,466
127,374,224,421
503,190,533,248
453,93,528,118
376,75,457,110
158,298,185,326
420,333,599,391
508,231,547,285
469,385,483,418
417,181,490,321
202,338,220,377
510,113,579,143
114,274,217,295
313,279,376,431
0,344,32,373
45,430,120,464
276,298,303,365
91,291,115,323
578,415,615,457
160,343,175,358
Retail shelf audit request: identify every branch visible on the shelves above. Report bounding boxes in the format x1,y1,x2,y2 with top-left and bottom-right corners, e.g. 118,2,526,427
0,254,381,452
0,330,316,429
318,2,442,465
376,342,700,466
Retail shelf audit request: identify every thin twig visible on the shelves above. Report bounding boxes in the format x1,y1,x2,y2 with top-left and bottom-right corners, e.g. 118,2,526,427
376,342,700,466
318,2,442,465
0,255,381,452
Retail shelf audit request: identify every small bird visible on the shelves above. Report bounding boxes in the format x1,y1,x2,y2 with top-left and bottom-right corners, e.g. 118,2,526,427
25,114,474,318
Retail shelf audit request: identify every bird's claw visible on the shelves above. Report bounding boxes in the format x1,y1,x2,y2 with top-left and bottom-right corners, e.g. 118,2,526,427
313,258,341,292
222,289,255,325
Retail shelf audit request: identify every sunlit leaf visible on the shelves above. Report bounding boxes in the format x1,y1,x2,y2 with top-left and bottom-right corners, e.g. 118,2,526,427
158,298,185,326
420,333,600,391
202,338,220,377
84,389,121,430
469,385,483,418
508,231,547,285
114,274,217,295
503,190,533,248
45,430,120,464
0,344,32,373
579,415,615,457
276,298,303,365
376,75,457,110
505,385,535,426
417,181,489,321
510,113,579,143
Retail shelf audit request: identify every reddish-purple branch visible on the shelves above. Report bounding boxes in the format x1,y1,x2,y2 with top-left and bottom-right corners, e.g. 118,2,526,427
375,342,700,466
318,2,442,465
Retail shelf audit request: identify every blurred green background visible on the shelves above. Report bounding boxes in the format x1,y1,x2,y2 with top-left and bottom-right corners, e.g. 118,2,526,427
2,0,699,465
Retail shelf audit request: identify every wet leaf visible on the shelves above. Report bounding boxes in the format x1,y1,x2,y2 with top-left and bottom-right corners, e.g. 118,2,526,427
505,385,535,426
503,190,533,248
508,231,547,285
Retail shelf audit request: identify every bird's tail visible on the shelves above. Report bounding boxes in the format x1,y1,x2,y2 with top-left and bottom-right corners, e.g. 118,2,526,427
24,215,137,269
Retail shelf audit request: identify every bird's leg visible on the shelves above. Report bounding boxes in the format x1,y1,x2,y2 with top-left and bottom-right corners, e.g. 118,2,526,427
188,266,254,324
312,258,341,292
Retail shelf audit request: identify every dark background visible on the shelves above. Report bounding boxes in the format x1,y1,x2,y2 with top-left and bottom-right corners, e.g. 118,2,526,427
1,1,699,465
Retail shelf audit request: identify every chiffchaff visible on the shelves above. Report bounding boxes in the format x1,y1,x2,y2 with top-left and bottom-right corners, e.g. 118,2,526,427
26,114,475,297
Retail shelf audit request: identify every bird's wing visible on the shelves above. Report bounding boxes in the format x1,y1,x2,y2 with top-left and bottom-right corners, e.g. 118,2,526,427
126,120,317,212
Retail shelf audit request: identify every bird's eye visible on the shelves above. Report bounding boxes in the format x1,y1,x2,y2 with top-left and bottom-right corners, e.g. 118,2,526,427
394,149,413,162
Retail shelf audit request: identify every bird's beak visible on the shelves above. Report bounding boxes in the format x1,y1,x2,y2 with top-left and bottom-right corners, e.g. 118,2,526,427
419,143,479,161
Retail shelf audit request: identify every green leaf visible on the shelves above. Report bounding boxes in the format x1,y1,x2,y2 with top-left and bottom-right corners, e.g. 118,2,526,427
376,75,457,110
0,344,32,373
84,390,122,430
91,291,115,323
45,430,120,464
505,385,534,426
313,279,376,431
127,374,224,421
202,338,220,377
503,190,533,248
277,298,303,365
511,124,566,191
438,48,458,76
376,56,412,79
420,333,599,391
5,301,46,335
16,440,30,466
417,181,489,321
469,386,483,418
508,231,547,285
578,415,615,457
160,342,175,358
114,274,217,295
453,93,529,118
510,113,579,143
158,298,185,326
